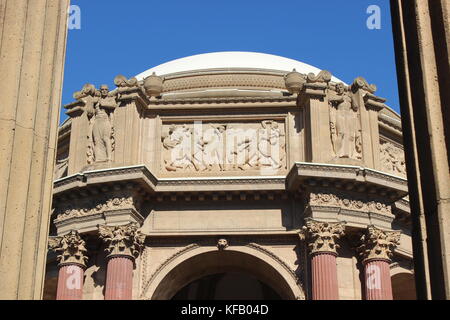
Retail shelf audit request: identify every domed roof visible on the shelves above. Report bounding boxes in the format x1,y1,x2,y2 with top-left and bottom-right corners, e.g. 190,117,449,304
135,51,344,83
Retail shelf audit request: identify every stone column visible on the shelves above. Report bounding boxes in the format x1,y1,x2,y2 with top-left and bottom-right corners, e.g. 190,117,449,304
358,226,400,300
48,231,88,300
99,223,145,300
301,220,345,300
391,0,450,300
0,0,70,299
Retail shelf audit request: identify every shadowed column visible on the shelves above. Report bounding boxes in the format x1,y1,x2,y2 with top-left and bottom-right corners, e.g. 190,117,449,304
99,223,145,300
301,219,345,300
0,0,69,299
358,226,400,300
48,231,88,300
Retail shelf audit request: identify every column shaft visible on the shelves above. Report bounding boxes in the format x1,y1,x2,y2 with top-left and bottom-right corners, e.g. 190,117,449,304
56,265,84,300
364,259,393,300
311,253,339,300
104,256,133,300
0,0,69,299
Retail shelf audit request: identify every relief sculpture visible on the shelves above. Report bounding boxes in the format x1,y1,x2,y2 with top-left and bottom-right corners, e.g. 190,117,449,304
328,83,362,160
380,140,406,176
161,120,286,173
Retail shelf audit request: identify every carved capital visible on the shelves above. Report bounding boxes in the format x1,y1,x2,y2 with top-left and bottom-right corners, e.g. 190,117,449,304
98,223,146,259
358,225,400,263
48,230,88,268
300,220,346,255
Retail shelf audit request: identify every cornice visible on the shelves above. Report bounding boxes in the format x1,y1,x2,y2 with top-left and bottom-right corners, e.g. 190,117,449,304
287,162,408,201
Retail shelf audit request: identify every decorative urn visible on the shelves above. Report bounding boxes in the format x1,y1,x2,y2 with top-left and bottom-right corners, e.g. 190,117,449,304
284,69,305,95
143,72,164,98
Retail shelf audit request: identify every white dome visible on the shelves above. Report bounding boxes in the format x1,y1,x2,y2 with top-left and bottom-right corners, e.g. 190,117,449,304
135,51,344,83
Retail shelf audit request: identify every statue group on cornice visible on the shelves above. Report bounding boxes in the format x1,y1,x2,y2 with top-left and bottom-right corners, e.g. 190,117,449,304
161,121,286,173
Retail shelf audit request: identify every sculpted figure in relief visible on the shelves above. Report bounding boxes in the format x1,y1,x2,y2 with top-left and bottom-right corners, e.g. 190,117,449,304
257,120,285,170
380,141,406,176
162,125,195,171
203,124,227,171
329,83,362,160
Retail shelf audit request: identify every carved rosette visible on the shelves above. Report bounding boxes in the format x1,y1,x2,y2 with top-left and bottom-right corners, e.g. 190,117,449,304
98,223,146,260
358,226,400,263
300,220,346,255
48,230,88,268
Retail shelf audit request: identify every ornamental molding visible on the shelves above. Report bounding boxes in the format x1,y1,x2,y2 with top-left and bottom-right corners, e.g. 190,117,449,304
300,220,345,255
140,243,200,299
287,162,408,201
357,225,401,263
306,188,393,216
48,230,88,267
98,222,146,259
54,191,141,223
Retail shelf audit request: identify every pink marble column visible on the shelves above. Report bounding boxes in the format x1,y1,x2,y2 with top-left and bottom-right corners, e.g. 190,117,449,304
363,259,393,300
358,226,400,300
302,220,345,300
48,231,88,300
104,256,134,300
311,252,339,300
99,223,145,301
56,264,85,300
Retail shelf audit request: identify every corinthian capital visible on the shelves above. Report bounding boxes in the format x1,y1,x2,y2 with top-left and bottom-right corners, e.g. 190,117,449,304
48,230,88,267
300,220,346,255
358,226,400,263
98,223,146,259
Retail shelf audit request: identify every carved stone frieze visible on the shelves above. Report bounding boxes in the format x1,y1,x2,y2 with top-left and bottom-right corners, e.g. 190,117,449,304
380,140,406,177
48,230,88,267
357,225,401,262
98,223,146,259
300,220,346,255
308,190,392,216
161,120,286,174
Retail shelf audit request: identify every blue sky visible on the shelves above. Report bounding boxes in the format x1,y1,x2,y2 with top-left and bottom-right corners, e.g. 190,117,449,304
62,0,398,123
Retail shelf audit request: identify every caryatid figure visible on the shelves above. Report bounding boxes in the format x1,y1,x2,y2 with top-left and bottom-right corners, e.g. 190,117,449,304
90,85,117,162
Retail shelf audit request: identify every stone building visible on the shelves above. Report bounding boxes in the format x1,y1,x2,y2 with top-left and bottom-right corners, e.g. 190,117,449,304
43,52,416,300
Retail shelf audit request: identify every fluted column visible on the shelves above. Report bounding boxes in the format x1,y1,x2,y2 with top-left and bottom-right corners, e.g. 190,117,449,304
301,220,345,300
48,231,88,300
0,0,70,299
358,226,400,300
99,223,145,300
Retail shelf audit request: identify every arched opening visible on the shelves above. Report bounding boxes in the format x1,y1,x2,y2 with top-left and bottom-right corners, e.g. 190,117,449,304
392,272,417,300
172,272,282,300
147,247,302,300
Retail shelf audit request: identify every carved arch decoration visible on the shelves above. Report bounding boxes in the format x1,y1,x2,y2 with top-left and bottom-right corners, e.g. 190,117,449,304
139,243,305,300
